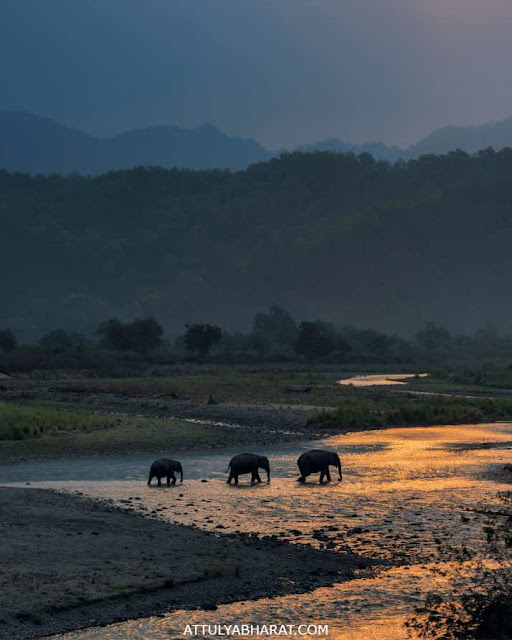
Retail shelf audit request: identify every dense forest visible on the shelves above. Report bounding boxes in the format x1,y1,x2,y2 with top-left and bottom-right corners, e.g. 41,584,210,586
2,148,512,341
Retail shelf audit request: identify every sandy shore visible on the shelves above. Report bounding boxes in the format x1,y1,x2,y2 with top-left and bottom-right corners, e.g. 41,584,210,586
0,487,362,640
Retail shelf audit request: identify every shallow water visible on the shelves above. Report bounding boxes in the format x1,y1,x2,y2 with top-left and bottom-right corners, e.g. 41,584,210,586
2,423,512,639
338,373,429,387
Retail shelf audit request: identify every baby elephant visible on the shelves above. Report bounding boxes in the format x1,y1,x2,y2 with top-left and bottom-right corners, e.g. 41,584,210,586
226,453,270,485
147,458,183,486
297,449,342,484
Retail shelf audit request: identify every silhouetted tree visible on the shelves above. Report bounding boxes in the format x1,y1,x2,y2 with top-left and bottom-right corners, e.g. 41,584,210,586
0,329,16,352
96,317,163,352
297,321,350,359
39,329,84,351
184,323,222,356
252,306,298,348
97,319,130,350
126,318,163,352
416,322,452,350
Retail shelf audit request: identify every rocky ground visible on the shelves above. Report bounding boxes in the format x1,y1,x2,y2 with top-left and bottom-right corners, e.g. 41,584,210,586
0,487,364,640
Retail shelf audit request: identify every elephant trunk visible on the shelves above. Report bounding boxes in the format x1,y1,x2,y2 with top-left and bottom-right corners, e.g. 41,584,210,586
178,463,183,482
337,460,342,481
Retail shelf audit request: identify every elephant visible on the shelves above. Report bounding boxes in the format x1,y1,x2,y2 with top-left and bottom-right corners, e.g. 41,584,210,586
226,453,270,485
297,449,342,484
147,458,183,486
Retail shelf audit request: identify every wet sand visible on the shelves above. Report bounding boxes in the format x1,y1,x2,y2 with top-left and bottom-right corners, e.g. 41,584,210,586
0,487,359,640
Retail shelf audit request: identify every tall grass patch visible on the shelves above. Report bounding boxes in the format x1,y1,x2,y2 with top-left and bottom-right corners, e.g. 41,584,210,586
0,402,120,441
309,396,512,429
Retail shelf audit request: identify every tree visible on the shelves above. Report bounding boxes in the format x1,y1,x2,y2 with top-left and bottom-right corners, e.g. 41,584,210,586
252,306,298,348
125,317,163,352
0,329,16,352
416,322,452,350
96,317,163,352
297,321,350,359
97,319,131,350
39,329,84,351
184,323,222,357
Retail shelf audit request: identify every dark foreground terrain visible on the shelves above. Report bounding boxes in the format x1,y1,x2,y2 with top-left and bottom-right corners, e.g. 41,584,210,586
0,487,362,640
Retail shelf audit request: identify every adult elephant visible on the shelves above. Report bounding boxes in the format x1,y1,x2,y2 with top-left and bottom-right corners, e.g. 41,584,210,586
226,453,270,485
147,458,183,486
297,450,342,484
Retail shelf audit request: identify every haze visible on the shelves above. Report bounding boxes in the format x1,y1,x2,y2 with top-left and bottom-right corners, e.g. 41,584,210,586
2,0,512,148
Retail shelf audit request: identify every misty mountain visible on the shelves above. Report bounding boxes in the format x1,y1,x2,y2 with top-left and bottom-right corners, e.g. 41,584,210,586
2,149,512,342
298,117,512,161
0,112,270,174
406,117,512,157
5,112,512,176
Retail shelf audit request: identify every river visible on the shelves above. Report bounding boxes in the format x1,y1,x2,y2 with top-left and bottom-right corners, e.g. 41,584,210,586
2,422,511,639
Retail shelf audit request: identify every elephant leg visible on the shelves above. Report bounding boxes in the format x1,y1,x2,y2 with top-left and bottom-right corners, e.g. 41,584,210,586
251,471,257,483
234,475,239,485
255,471,262,483
171,472,177,485
227,472,233,484
325,468,331,482
166,475,171,485
319,470,326,484
157,477,162,487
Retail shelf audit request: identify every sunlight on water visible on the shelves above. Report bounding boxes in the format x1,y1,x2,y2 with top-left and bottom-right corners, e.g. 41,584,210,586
338,373,429,386
6,422,512,639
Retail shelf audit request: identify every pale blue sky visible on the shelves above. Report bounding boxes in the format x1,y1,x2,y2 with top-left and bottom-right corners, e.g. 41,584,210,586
1,0,511,147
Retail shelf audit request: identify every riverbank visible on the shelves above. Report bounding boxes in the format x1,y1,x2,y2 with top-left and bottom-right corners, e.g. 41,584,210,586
0,397,319,464
0,486,362,640
4,376,512,464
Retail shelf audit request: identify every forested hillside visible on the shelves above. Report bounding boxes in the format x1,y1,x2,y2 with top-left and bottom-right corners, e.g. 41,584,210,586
2,148,512,340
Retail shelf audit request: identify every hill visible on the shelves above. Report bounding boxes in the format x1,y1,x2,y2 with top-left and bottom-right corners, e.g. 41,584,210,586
297,116,512,161
407,117,512,157
1,149,512,341
0,112,269,174
4,111,512,175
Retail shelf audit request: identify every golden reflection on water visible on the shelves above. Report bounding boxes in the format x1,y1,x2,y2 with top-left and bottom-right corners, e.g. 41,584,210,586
35,423,512,639
338,373,429,386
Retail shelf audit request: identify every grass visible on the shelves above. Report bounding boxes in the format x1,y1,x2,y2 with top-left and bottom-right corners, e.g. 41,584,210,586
0,402,235,461
0,402,120,441
2,364,425,408
309,396,512,430
436,364,512,390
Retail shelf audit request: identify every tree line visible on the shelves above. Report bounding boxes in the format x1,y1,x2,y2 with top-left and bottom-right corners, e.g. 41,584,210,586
2,307,512,362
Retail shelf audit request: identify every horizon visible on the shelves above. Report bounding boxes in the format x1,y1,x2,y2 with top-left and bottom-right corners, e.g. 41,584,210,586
4,107,512,153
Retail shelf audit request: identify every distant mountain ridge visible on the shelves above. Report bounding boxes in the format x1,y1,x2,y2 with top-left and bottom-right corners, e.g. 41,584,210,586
2,111,512,174
296,118,512,161
0,111,270,174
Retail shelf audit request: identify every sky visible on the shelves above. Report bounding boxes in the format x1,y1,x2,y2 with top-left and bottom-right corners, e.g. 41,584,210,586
1,0,512,148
